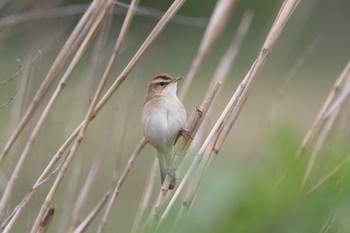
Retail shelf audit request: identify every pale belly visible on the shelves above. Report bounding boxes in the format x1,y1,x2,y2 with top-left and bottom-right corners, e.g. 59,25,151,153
142,102,186,153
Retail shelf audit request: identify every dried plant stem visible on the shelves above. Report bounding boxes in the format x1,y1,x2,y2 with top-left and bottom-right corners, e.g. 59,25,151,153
0,67,22,109
0,4,87,28
309,155,350,193
297,60,350,158
72,191,111,233
167,0,301,221
145,82,222,230
159,13,254,218
178,0,238,99
30,2,115,231
0,1,109,220
270,38,321,120
130,159,158,233
68,107,116,231
69,0,139,229
301,61,350,186
0,3,207,29
36,205,55,233
2,0,185,229
97,138,147,233
206,10,253,97
0,1,99,164
95,2,187,230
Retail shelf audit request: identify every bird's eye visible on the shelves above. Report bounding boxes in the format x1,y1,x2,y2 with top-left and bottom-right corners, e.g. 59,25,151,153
159,82,167,86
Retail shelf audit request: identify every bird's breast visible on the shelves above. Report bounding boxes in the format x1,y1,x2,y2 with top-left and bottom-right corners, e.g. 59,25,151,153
142,97,186,152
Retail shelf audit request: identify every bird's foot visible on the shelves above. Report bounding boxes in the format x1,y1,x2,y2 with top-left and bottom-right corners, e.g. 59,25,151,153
163,167,177,190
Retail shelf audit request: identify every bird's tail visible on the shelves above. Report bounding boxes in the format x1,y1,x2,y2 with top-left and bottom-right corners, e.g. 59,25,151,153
157,150,176,190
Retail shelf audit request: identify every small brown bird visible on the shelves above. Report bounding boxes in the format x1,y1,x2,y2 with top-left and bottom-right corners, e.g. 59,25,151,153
142,74,186,189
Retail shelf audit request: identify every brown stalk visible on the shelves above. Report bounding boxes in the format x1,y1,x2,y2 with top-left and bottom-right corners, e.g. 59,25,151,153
130,159,158,233
0,1,108,220
160,12,254,219
145,82,222,230
68,0,139,230
97,138,147,233
2,0,184,228
72,191,111,233
270,38,321,121
30,2,115,231
37,206,55,233
95,1,186,231
178,0,238,99
172,0,301,219
0,1,99,164
297,64,350,159
301,61,350,186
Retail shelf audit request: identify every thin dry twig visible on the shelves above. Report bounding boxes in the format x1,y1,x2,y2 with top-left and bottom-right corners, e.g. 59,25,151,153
297,66,350,159
179,0,238,99
145,82,222,230
308,155,350,193
37,206,55,233
73,191,111,233
270,38,321,121
0,61,23,110
130,159,158,233
160,12,254,219
0,0,99,164
30,2,115,232
167,0,301,222
69,1,139,227
97,138,147,233
1,0,187,228
301,61,350,187
115,2,207,27
96,1,187,231
0,3,207,29
0,0,110,222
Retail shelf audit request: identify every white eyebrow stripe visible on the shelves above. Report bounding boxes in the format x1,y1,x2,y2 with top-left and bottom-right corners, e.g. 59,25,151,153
151,75,173,84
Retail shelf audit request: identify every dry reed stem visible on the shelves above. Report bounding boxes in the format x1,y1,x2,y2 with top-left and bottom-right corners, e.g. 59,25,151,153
1,0,184,227
69,0,140,227
0,4,87,28
146,82,222,230
82,0,187,230
270,38,321,121
301,61,350,186
130,159,158,233
0,2,109,219
205,10,253,98
0,64,22,109
178,0,238,99
160,13,254,218
2,0,184,228
72,191,111,233
72,0,139,221
319,212,337,233
37,205,55,233
30,2,114,231
297,62,350,158
0,3,206,29
167,0,301,220
113,78,139,180
0,1,99,164
68,102,117,231
2,53,39,139
97,138,147,233
309,155,350,193
70,4,139,226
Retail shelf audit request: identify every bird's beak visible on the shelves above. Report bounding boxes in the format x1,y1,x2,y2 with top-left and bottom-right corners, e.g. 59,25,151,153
173,77,183,83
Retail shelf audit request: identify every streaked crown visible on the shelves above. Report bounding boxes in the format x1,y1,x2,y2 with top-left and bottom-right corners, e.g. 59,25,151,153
147,74,183,95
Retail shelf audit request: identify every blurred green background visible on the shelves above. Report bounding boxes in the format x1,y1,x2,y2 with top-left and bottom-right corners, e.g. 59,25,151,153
1,0,350,232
